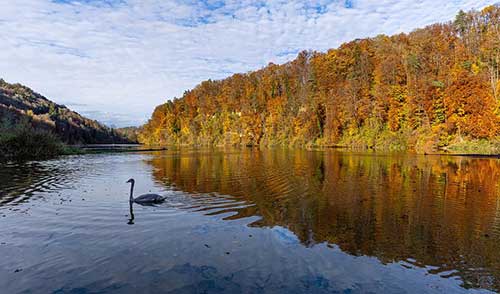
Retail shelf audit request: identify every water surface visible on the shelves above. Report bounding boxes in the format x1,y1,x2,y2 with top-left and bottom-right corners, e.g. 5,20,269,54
1,149,499,293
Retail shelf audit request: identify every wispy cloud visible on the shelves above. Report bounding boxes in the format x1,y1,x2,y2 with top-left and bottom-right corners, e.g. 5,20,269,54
0,0,496,126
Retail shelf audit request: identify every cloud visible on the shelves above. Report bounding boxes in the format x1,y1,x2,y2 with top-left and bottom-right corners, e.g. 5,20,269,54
0,0,496,127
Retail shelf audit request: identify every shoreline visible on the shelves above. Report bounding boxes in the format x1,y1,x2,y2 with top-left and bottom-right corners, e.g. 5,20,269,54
2,143,499,163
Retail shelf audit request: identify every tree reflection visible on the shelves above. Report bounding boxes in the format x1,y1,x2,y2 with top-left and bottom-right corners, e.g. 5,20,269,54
147,149,500,291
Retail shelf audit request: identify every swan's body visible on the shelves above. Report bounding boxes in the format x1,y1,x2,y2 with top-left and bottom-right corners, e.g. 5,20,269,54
127,178,165,204
133,193,165,203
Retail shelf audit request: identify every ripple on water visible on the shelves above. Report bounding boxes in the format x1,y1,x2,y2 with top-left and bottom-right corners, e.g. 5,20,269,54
1,150,500,293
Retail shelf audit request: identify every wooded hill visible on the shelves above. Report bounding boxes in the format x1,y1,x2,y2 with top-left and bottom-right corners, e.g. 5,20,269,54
140,5,500,152
0,79,132,145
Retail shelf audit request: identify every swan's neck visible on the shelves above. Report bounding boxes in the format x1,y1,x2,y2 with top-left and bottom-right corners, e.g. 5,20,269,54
129,182,134,202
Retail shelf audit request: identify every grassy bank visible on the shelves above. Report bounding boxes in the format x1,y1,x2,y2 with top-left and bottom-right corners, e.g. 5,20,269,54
0,121,80,161
442,139,500,155
2,120,498,162
320,124,500,155
0,120,166,162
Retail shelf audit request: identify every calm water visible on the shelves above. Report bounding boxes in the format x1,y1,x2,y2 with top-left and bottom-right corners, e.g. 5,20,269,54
1,149,499,293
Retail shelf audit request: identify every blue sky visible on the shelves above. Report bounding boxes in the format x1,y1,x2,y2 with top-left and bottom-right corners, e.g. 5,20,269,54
0,0,496,127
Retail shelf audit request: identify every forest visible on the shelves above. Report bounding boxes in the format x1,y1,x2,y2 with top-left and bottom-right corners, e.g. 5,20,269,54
140,5,500,153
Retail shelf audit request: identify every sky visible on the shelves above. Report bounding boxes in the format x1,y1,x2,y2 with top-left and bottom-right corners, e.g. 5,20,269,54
0,0,497,127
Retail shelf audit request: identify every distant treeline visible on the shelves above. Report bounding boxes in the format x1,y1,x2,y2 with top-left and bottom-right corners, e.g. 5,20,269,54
140,6,500,153
0,79,133,160
116,126,141,143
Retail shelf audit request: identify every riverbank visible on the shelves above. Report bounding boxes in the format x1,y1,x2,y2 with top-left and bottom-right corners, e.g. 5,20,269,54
2,125,498,162
313,127,500,155
74,145,167,154
0,124,165,162
0,124,70,161
312,139,500,156
138,124,500,156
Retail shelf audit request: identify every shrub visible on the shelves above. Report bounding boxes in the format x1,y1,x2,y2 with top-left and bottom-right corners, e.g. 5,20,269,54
0,122,65,161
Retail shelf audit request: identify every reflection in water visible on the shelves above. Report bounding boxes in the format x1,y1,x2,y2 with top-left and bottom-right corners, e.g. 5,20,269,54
127,200,166,225
0,150,499,293
128,201,135,225
147,149,500,291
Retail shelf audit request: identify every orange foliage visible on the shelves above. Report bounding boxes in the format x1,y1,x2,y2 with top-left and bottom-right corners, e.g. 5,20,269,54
140,5,500,147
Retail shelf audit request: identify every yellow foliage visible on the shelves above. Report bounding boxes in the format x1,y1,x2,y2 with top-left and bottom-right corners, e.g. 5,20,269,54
137,5,500,147
471,63,481,75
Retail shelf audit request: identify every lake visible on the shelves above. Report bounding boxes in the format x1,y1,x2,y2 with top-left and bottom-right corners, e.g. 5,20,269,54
0,149,499,293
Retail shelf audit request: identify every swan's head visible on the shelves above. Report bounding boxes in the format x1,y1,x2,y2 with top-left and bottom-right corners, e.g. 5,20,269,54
126,178,135,184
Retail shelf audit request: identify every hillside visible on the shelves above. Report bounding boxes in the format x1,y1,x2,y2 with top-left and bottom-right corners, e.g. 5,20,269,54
116,126,141,143
0,79,131,145
140,5,500,153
